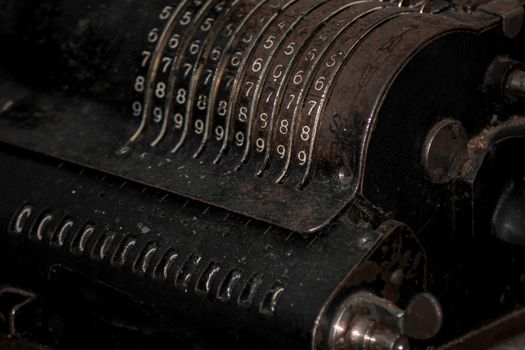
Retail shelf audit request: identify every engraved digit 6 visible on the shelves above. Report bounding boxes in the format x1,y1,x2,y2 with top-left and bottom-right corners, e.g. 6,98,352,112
293,71,304,85
189,40,201,55
169,34,180,49
252,57,263,73
148,28,160,43
314,77,326,91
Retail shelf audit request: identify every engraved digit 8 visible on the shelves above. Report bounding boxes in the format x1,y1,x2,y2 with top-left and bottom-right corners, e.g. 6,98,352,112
301,126,311,141
217,100,228,117
238,107,248,122
155,82,166,99
279,119,289,135
176,88,187,104
134,76,145,92
197,95,207,110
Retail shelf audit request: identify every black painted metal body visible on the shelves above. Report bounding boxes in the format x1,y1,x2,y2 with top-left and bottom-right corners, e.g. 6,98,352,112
0,0,525,349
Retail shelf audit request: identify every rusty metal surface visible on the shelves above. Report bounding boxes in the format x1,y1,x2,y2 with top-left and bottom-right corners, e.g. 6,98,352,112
439,308,525,350
0,334,51,350
0,0,502,234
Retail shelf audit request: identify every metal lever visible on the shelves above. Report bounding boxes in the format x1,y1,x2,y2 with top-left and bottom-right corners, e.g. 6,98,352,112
329,292,443,350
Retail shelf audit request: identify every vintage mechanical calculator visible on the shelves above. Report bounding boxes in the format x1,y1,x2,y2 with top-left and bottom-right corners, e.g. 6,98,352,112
0,0,525,349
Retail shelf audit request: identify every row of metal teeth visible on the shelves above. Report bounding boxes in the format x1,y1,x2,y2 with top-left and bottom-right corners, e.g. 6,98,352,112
383,0,433,12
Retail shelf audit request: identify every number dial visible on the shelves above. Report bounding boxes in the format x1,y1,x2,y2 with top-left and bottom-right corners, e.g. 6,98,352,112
251,1,390,179
188,0,260,157
287,7,412,187
200,0,290,163
115,1,464,232
130,2,189,142
218,0,325,168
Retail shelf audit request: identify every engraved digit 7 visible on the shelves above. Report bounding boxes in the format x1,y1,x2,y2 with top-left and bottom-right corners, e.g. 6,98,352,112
141,51,151,67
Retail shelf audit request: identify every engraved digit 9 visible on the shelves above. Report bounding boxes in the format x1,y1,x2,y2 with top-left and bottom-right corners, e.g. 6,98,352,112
256,138,265,152
195,119,205,135
174,113,184,129
298,150,307,165
277,145,286,158
153,107,163,123
235,132,245,147
215,126,224,141
132,101,142,117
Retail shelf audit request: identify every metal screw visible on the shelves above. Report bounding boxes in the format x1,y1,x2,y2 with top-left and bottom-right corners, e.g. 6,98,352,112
422,119,468,184
506,69,525,99
329,292,442,350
